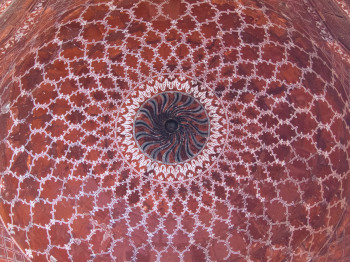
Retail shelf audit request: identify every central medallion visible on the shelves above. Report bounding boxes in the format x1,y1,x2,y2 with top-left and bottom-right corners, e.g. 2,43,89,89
133,92,210,164
117,78,225,180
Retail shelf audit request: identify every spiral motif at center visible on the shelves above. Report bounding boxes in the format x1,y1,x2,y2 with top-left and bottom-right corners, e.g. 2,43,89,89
134,92,210,164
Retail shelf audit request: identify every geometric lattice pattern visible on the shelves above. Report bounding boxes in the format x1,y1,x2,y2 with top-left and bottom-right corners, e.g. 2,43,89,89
0,223,26,262
0,0,349,261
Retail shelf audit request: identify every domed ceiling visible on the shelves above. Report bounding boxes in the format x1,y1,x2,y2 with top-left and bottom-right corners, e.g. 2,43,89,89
0,0,349,261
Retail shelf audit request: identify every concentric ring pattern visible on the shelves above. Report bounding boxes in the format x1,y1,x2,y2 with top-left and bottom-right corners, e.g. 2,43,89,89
134,92,209,164
0,0,349,261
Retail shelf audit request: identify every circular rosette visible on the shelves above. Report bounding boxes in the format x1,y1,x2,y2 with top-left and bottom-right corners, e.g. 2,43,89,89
134,92,210,164
117,78,226,181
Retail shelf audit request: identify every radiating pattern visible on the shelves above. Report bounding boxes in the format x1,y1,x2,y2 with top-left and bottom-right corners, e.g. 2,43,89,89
117,78,225,181
134,92,209,164
0,0,349,261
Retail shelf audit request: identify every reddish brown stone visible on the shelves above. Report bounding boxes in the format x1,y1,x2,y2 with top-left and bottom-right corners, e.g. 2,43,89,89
0,0,349,261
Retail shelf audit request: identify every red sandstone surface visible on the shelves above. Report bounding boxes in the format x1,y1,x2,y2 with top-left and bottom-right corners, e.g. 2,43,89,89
0,0,349,261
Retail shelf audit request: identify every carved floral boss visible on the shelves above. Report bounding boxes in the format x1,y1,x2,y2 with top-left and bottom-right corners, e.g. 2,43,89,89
116,78,225,180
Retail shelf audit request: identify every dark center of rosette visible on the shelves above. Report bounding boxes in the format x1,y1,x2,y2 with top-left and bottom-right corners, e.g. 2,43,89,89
164,119,179,133
134,92,210,164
